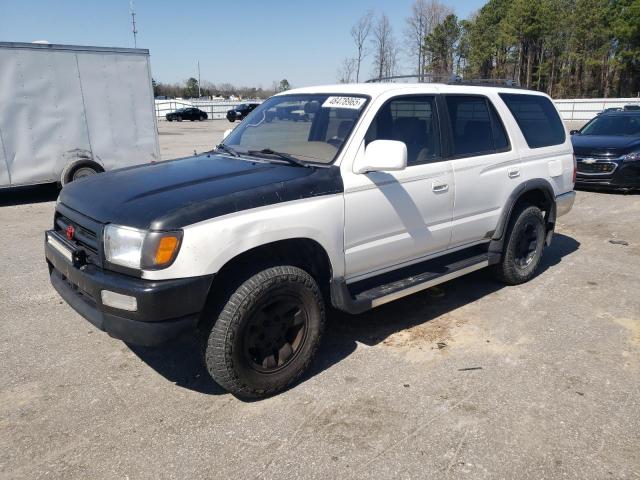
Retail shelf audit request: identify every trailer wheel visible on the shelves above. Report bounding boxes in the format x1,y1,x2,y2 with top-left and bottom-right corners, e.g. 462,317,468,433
62,161,103,185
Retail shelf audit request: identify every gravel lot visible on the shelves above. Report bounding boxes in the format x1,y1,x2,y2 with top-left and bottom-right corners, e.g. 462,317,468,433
1,120,639,479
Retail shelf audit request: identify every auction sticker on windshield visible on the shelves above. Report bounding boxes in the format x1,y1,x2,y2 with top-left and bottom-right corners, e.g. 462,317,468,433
322,96,366,110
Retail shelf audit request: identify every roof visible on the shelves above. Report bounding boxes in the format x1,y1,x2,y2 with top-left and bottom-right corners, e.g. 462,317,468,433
0,41,149,55
280,82,549,99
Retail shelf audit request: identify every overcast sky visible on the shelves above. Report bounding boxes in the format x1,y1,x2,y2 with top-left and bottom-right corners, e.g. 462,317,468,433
1,0,485,88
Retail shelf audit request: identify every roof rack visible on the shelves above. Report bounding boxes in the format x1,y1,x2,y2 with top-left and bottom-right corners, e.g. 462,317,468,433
365,73,455,83
365,73,524,89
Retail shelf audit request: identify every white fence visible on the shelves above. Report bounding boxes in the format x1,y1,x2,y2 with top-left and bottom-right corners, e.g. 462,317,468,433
155,99,263,120
554,97,640,122
155,97,640,124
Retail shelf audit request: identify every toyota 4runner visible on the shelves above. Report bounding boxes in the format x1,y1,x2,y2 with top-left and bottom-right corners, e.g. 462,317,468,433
45,83,576,398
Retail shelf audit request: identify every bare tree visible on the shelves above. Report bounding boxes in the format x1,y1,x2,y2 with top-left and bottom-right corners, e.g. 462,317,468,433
350,10,374,82
337,57,357,83
404,0,452,76
371,14,397,81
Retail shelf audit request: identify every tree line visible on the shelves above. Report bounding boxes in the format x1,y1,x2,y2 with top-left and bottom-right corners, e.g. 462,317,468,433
339,0,640,98
153,78,291,100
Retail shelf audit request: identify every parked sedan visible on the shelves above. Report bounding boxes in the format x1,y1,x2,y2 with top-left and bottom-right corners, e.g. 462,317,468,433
226,103,259,122
166,108,208,122
571,111,640,190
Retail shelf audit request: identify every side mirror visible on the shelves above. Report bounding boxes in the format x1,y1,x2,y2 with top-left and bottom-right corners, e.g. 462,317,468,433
570,130,580,135
354,140,407,174
222,128,233,141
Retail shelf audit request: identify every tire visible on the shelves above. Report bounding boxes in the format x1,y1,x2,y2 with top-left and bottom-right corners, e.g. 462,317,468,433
493,204,546,285
199,115,205,121
176,116,182,122
201,266,325,399
167,117,173,122
71,165,98,181
61,161,102,185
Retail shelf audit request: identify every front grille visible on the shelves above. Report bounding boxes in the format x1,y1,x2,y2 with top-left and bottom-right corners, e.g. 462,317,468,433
576,156,618,176
54,212,101,265
577,162,617,174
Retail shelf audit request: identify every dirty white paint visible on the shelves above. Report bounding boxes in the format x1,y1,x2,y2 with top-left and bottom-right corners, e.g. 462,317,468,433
0,42,159,188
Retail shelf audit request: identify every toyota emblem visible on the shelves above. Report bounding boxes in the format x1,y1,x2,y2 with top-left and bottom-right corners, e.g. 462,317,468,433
66,224,75,241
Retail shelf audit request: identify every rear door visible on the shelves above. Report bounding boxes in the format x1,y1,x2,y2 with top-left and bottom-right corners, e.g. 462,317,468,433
442,94,519,247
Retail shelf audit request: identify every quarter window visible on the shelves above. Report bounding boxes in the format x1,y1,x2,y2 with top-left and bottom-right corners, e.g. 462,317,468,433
365,96,441,166
445,95,510,157
499,93,565,148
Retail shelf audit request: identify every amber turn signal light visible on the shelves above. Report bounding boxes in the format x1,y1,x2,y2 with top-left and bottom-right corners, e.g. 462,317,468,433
154,235,180,265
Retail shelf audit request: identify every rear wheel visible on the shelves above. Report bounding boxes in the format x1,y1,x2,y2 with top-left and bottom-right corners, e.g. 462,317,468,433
494,204,546,285
201,266,325,398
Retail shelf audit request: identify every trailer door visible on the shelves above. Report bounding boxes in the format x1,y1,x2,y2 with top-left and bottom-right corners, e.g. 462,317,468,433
76,50,158,170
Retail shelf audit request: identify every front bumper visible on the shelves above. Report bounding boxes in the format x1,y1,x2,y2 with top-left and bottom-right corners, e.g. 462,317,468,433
575,160,640,190
45,232,213,346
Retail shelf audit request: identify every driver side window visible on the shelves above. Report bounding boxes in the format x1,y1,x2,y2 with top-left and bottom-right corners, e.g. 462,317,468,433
365,95,441,166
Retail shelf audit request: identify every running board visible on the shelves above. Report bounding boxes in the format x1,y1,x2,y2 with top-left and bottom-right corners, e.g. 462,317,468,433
330,246,490,315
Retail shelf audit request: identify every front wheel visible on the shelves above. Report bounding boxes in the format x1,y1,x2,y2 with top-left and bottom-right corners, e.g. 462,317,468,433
202,266,325,398
493,204,546,285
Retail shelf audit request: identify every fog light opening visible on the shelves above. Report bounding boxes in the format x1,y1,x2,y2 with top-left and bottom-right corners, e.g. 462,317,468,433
101,290,138,312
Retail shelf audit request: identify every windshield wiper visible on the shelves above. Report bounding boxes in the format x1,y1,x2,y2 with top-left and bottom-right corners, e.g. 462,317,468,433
247,148,310,168
215,143,240,157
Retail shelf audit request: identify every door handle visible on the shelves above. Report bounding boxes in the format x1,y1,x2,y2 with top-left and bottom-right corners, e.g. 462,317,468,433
508,169,520,178
432,182,449,192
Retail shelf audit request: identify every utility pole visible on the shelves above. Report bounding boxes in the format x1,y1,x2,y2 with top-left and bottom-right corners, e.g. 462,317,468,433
197,60,201,98
130,1,138,48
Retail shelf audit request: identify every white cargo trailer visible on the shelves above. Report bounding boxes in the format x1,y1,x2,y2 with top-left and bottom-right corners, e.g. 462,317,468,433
0,42,160,188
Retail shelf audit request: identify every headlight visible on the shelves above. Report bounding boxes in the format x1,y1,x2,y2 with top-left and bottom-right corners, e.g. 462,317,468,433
622,152,640,162
103,224,182,270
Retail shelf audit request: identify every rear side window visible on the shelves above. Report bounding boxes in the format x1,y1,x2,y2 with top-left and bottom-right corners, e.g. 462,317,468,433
444,95,510,157
499,93,565,148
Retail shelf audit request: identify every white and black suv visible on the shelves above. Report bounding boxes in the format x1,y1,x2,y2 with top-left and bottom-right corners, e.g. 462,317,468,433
45,83,576,398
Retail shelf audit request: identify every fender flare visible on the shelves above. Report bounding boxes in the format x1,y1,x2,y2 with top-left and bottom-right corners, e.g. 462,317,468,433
488,178,557,263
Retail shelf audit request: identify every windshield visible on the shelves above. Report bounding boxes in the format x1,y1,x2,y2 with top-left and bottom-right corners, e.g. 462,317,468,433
223,94,368,163
580,115,640,136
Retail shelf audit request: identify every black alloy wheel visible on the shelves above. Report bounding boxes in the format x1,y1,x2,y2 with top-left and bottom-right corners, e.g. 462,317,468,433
242,295,308,372
514,221,539,268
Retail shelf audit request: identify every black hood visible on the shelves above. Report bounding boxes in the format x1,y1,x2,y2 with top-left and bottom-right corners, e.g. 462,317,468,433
59,154,342,230
571,134,640,156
